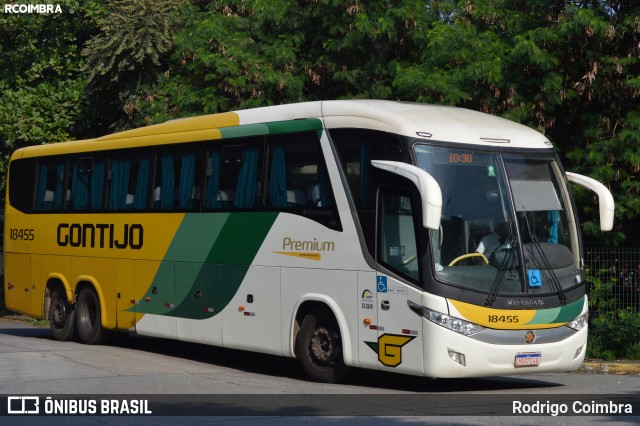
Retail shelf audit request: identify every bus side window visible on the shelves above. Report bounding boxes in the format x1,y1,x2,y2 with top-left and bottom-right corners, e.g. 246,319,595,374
8,158,35,213
330,128,406,255
34,159,66,211
211,137,263,210
203,147,223,209
152,144,203,211
263,132,340,229
108,150,152,211
378,190,420,283
265,132,332,209
66,156,106,211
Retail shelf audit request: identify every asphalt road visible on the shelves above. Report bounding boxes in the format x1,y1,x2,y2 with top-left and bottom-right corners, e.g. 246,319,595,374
0,320,638,425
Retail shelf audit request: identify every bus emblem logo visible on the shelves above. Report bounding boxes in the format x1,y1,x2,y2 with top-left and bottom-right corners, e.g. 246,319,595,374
525,330,536,344
365,334,415,367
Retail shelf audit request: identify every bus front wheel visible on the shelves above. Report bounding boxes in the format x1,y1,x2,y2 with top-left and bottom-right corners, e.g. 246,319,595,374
76,287,110,345
295,308,350,383
49,288,76,341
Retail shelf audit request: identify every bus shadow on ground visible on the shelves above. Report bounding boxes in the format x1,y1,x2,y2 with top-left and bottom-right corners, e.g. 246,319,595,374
0,321,562,393
109,332,564,393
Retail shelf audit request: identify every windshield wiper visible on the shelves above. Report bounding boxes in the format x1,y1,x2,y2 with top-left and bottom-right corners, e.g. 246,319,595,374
484,234,519,307
523,214,568,305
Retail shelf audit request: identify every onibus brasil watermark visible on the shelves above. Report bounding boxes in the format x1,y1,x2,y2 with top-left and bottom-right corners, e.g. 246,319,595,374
7,396,152,415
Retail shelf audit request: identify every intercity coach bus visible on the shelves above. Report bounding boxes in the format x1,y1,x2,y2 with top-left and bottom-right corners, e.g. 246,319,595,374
4,100,614,382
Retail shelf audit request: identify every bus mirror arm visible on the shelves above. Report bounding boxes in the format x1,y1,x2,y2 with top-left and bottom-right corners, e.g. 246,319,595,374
566,172,615,232
371,160,443,230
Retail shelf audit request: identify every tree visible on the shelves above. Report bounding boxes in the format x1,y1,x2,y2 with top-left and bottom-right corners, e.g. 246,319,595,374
0,0,99,192
138,0,428,119
81,0,185,132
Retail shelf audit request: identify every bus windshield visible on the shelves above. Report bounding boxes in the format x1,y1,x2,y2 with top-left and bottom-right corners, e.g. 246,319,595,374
414,144,580,298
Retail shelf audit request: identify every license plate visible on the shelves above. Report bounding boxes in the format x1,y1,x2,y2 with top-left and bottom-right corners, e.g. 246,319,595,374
514,352,541,367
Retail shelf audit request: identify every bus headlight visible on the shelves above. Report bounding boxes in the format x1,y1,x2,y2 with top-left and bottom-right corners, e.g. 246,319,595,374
565,312,588,331
408,301,483,335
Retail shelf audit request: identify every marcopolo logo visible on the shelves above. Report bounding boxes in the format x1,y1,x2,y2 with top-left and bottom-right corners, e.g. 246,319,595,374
3,4,63,14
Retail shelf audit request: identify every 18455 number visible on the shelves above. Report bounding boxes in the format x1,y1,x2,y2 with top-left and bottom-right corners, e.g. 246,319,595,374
488,315,519,323
9,228,35,241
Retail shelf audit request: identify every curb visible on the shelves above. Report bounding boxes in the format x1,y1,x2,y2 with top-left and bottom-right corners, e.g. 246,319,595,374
580,361,640,375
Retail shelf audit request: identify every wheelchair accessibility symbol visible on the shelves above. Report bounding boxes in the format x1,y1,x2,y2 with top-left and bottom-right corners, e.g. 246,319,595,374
377,276,388,293
528,269,542,288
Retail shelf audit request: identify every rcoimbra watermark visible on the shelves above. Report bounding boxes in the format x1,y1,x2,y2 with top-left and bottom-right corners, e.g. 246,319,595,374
3,4,63,14
513,400,634,416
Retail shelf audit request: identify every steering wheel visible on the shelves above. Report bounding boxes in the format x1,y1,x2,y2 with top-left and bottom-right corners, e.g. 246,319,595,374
448,252,489,266
402,253,417,266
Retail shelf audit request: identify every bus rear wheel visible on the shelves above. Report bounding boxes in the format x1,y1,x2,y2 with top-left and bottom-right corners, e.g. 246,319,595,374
295,308,350,383
49,288,75,341
76,287,110,345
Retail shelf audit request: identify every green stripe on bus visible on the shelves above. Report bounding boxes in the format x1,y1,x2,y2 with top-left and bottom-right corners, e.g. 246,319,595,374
219,124,269,139
166,213,229,262
529,297,584,324
217,119,323,140
206,212,278,265
552,297,584,323
265,118,323,134
135,212,278,319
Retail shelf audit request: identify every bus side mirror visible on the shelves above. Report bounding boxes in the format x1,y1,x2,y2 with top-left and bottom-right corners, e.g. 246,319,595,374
371,160,442,230
566,172,615,232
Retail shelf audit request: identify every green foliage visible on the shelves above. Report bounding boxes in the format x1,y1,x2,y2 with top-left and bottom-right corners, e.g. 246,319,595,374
0,80,84,149
586,268,640,360
0,1,99,194
82,0,185,131
588,309,640,360
138,0,429,121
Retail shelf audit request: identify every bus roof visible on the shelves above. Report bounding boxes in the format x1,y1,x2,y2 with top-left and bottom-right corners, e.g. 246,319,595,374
12,100,552,159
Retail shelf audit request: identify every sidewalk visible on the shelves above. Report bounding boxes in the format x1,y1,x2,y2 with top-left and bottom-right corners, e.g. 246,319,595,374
580,359,640,375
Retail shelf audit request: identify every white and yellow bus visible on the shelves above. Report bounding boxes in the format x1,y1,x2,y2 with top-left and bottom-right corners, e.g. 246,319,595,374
4,100,614,382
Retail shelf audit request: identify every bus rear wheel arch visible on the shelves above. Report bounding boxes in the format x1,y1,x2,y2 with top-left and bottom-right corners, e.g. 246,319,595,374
295,306,351,383
75,285,110,345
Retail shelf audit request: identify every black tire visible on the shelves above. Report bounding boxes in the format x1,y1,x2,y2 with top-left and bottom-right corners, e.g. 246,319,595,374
49,288,76,341
295,307,351,383
76,287,110,345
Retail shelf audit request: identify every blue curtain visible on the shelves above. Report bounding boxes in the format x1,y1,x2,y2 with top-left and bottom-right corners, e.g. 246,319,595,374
160,154,175,209
109,158,130,210
72,162,89,210
359,143,371,207
548,210,559,244
133,156,150,210
54,162,65,210
234,147,259,208
91,158,106,210
35,163,48,210
178,152,196,209
204,150,221,209
269,145,287,207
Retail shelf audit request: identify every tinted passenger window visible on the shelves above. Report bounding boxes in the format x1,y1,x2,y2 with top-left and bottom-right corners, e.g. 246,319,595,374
108,149,152,211
66,155,106,211
152,144,203,211
34,158,66,211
